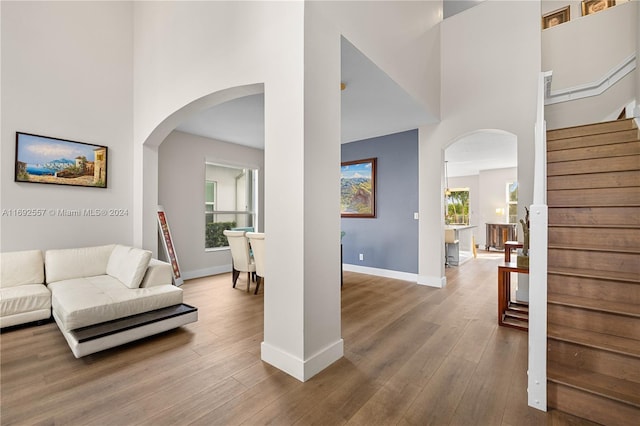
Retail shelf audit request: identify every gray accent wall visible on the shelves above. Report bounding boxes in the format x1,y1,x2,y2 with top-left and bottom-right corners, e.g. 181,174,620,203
341,129,419,273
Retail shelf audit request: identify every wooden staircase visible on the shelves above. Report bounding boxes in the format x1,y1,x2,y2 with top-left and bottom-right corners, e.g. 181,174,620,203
546,118,640,425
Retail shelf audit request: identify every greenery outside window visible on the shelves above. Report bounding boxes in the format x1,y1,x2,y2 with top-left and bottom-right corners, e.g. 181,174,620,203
445,188,470,225
507,182,518,223
205,163,257,250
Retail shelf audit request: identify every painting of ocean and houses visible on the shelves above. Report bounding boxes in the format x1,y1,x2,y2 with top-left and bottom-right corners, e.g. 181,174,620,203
15,133,107,188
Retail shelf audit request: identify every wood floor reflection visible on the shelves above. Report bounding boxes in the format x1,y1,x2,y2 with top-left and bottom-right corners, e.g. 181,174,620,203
1,252,595,425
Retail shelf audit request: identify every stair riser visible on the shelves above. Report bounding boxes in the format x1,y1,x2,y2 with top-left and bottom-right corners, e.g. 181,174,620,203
548,381,640,426
548,275,640,305
547,186,640,207
548,128,639,150
548,339,640,383
547,119,637,141
548,248,640,275
549,206,640,226
548,141,640,163
547,155,640,177
548,227,640,251
548,304,640,340
548,170,640,191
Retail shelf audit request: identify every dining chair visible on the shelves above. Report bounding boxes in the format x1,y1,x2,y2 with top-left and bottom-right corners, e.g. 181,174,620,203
223,230,256,292
245,232,265,295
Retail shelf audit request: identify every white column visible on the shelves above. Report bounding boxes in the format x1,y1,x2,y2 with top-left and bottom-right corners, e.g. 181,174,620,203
418,127,446,288
261,3,343,381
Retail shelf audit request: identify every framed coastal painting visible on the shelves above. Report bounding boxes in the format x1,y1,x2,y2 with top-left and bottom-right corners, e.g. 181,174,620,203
15,132,108,188
341,157,376,218
542,6,570,29
582,0,614,16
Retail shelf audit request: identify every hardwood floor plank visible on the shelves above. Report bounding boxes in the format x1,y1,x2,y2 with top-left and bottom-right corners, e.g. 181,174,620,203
1,252,594,425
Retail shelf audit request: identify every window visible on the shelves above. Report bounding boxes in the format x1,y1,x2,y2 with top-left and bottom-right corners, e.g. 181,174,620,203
205,163,258,250
445,188,470,225
507,182,518,223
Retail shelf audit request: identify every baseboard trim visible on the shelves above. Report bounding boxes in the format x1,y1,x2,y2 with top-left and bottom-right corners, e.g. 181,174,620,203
417,275,447,288
181,264,232,280
342,264,417,282
261,338,344,382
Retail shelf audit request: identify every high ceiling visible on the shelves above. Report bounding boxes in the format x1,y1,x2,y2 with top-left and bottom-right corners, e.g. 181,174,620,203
176,22,515,177
176,38,436,148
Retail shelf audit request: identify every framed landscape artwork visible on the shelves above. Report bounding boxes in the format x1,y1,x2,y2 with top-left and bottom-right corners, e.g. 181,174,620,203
15,132,107,188
341,157,376,218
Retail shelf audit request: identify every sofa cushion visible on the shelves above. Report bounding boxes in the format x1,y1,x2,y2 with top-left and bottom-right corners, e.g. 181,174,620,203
0,250,44,288
106,245,152,289
45,245,115,284
49,275,183,331
0,284,51,317
140,259,173,288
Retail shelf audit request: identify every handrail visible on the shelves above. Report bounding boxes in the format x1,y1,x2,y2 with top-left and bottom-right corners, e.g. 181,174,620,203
545,53,636,105
528,71,550,412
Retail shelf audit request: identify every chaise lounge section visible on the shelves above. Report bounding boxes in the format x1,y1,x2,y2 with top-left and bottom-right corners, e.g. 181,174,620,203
1,244,197,358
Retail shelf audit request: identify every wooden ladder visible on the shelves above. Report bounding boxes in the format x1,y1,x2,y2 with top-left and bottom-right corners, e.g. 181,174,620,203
545,118,640,425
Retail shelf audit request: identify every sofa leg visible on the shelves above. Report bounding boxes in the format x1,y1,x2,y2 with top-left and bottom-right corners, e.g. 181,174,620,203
246,273,251,292
232,268,240,288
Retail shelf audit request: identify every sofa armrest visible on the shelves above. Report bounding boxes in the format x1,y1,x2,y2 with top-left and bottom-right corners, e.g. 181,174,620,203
139,259,173,288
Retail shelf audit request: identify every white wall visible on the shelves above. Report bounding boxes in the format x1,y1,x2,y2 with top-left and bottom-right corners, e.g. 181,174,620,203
446,168,517,249
419,0,540,287
478,167,518,248
317,1,442,120
543,1,637,128
1,1,133,252
134,0,346,382
158,131,264,279
541,0,631,23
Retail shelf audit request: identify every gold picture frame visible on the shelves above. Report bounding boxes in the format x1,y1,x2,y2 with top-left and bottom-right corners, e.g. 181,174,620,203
542,6,570,29
582,0,615,16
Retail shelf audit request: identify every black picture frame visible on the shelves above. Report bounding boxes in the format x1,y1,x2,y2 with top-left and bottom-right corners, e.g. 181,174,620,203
15,132,108,188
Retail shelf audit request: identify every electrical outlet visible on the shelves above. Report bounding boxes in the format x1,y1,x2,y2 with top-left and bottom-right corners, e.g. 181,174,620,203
359,253,364,261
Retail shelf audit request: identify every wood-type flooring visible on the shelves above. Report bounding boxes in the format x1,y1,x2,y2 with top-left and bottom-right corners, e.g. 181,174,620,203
1,252,596,425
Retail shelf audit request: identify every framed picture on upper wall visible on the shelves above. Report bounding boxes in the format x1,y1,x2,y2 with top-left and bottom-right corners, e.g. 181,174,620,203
542,6,570,29
341,157,376,218
15,132,107,188
582,0,614,16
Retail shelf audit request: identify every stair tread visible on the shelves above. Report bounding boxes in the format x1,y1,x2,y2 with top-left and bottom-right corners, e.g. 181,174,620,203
504,309,529,320
501,316,528,331
548,244,640,254
548,266,640,284
549,224,640,229
507,302,529,312
547,364,640,408
548,323,640,358
547,118,637,141
548,293,640,318
547,129,640,152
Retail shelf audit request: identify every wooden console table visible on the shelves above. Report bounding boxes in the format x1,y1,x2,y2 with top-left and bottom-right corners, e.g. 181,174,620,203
498,262,529,331
504,241,523,262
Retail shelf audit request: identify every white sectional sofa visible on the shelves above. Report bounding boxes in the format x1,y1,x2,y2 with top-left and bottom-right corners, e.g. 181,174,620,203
1,244,197,358
0,249,51,328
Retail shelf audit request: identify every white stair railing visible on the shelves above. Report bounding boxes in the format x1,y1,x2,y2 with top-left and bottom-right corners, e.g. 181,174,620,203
528,70,552,411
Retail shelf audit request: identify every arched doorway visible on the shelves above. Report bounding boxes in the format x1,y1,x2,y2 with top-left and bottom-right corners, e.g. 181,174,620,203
444,129,518,262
